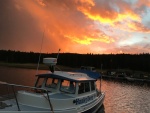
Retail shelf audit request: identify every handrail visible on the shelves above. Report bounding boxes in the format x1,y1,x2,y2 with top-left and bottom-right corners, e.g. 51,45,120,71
12,85,20,111
0,81,46,90
0,81,54,113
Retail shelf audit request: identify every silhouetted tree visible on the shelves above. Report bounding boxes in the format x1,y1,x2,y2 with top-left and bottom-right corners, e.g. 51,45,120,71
0,50,149,72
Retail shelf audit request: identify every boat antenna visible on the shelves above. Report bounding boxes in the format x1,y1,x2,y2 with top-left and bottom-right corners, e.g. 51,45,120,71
36,30,45,75
57,48,61,59
100,74,102,93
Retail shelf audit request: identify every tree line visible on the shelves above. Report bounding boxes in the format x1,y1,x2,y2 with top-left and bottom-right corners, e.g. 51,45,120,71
0,50,150,72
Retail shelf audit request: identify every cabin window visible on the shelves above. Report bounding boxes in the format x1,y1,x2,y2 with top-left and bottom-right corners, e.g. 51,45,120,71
36,78,44,88
45,78,58,88
60,80,76,94
78,83,84,94
85,82,90,92
91,81,95,91
78,82,90,94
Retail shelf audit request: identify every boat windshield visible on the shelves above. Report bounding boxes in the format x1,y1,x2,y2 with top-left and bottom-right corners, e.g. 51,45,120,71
45,78,58,89
60,80,76,94
78,82,90,94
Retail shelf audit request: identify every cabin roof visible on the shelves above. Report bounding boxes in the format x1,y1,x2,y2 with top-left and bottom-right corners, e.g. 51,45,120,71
36,71,96,82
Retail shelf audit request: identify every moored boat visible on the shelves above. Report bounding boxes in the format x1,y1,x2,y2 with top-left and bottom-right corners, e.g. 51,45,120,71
0,58,105,113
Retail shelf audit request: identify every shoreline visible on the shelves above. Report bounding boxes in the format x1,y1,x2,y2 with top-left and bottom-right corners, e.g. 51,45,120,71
0,62,149,80
0,62,77,71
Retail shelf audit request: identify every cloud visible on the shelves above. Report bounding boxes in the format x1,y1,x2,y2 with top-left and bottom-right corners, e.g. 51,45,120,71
128,21,150,32
0,0,42,51
37,0,46,7
137,0,150,7
76,0,141,25
0,0,150,54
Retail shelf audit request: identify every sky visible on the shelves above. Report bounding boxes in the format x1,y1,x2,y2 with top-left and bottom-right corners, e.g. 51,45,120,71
0,0,150,54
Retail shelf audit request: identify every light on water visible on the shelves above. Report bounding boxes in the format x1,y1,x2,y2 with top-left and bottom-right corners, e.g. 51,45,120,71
0,66,150,113
101,80,150,113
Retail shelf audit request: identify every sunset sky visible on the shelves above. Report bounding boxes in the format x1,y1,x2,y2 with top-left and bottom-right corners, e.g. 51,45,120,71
0,0,150,54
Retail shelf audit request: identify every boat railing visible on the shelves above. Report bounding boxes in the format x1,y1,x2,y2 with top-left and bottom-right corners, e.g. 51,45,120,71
0,81,54,112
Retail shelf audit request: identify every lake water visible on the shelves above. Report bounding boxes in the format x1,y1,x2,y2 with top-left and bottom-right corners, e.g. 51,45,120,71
0,66,150,113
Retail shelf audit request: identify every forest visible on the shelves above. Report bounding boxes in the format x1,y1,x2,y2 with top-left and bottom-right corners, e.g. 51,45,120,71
0,50,150,72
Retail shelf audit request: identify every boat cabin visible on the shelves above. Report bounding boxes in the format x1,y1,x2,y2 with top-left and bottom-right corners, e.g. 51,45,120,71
35,71,98,97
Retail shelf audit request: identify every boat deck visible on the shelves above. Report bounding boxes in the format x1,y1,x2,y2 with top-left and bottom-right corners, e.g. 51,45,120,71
0,97,50,111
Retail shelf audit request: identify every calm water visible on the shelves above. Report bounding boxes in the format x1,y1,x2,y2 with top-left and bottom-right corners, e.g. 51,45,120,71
0,66,150,113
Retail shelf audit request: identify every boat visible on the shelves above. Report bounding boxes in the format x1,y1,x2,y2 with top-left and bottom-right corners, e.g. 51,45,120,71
126,76,150,83
102,70,127,81
80,66,96,72
0,58,105,113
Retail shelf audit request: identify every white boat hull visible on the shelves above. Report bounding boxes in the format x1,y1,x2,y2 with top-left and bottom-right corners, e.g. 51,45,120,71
0,92,105,113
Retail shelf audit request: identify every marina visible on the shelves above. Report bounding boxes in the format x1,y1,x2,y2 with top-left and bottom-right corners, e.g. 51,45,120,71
102,70,150,84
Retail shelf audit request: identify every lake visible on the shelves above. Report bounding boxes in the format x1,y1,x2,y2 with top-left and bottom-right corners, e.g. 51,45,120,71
0,66,150,113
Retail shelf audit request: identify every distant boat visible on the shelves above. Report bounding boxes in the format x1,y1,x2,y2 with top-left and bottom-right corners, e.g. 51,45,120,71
102,70,127,81
80,66,96,72
126,76,150,83
0,58,105,113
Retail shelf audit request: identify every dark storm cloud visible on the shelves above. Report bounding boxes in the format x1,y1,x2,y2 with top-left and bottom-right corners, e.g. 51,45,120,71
0,0,42,52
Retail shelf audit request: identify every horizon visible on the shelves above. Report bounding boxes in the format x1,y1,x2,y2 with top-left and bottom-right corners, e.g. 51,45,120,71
1,49,150,55
0,0,150,54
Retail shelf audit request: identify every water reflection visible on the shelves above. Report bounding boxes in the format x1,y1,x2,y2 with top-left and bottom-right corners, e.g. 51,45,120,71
102,79,150,113
0,66,47,86
96,104,105,113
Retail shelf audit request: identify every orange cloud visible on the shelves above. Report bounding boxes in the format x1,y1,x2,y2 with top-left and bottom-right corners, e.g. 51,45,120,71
79,8,140,25
65,34,114,45
75,0,95,6
127,21,150,33
111,20,150,33
37,0,46,7
76,0,141,25
137,0,150,7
